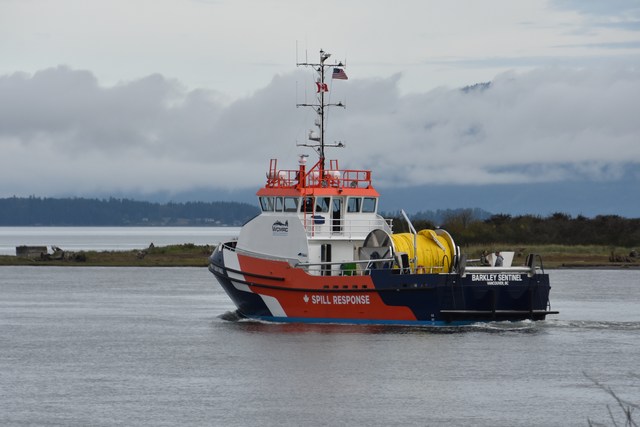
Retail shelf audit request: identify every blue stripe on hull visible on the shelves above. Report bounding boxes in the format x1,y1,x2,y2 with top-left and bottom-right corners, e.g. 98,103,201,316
246,315,478,327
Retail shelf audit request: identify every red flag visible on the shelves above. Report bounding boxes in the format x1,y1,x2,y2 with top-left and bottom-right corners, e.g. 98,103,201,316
316,82,329,93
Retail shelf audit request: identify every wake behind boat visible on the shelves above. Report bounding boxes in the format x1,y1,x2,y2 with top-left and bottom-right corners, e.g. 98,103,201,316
208,49,557,326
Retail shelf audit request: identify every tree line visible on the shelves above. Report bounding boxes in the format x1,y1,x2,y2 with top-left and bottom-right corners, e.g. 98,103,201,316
2,197,638,246
394,210,640,247
0,196,259,226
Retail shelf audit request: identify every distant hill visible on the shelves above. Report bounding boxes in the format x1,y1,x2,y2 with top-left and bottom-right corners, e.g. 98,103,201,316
0,197,259,226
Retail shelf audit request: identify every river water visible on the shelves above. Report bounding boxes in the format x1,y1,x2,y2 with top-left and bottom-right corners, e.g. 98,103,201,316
1,265,639,426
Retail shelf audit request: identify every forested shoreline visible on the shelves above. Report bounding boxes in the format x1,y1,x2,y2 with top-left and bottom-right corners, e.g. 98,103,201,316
392,211,640,247
2,197,638,247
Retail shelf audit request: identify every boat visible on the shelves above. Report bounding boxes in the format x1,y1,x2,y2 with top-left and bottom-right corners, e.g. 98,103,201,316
208,49,558,326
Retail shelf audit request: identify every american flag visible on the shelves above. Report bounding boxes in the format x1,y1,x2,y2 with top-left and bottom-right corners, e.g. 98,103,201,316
332,68,348,80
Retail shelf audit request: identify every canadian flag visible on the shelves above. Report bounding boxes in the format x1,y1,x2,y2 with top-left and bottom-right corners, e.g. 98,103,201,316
316,82,329,93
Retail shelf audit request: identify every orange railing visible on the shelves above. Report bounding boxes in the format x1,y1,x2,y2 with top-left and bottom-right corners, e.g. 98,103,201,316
265,159,372,189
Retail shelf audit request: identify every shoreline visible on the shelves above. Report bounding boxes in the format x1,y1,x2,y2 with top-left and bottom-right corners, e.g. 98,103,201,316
1,244,638,269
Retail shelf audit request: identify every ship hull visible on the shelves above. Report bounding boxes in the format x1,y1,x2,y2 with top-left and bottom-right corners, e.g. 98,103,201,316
209,245,556,326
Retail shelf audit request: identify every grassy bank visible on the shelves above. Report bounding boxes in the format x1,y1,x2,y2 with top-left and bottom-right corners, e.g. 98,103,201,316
0,244,215,267
462,244,639,268
2,243,639,268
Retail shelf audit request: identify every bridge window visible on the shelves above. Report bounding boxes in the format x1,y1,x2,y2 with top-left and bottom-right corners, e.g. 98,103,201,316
315,197,330,213
275,197,284,212
259,196,275,212
284,197,299,212
301,197,314,213
347,197,361,213
362,197,377,213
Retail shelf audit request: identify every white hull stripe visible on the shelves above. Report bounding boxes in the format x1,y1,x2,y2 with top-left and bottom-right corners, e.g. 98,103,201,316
230,279,252,293
223,250,250,289
260,295,287,317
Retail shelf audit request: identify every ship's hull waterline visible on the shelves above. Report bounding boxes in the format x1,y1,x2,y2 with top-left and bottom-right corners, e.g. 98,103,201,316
209,245,555,326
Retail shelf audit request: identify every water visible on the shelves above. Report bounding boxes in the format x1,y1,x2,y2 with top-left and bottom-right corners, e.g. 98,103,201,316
0,226,240,255
2,267,639,426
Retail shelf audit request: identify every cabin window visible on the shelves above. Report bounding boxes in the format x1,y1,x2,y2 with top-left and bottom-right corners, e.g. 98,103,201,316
362,197,377,213
275,197,284,212
284,197,299,212
315,197,330,213
259,196,275,212
347,197,361,213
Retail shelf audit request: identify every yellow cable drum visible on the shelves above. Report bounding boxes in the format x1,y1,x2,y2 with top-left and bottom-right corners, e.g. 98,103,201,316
390,229,456,273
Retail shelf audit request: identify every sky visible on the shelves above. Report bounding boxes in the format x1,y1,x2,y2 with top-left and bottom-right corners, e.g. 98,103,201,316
1,0,639,216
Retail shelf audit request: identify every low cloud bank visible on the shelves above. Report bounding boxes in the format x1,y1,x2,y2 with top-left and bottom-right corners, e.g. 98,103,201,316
1,64,638,197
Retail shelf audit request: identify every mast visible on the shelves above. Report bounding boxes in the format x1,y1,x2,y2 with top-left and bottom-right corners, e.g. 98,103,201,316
297,49,346,173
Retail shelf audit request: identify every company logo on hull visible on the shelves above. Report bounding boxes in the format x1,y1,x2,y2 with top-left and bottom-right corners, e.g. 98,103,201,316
272,220,288,236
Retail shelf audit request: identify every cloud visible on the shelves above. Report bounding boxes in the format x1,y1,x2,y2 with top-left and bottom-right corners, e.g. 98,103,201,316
551,0,640,18
0,66,308,195
550,0,640,31
332,66,640,187
553,41,640,50
424,53,640,68
0,64,639,198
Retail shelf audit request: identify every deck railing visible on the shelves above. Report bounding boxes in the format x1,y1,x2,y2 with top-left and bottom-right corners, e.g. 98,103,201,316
302,217,392,239
265,159,373,189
